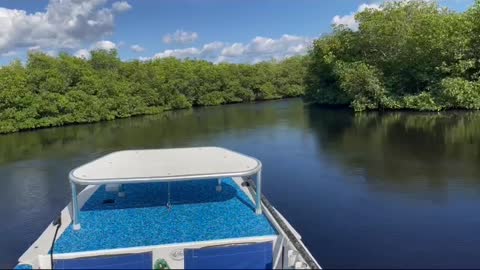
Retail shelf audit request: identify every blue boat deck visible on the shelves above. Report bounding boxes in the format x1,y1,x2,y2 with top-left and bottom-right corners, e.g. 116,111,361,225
54,178,277,254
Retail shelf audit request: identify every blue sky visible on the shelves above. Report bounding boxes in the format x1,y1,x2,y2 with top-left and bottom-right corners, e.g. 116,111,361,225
0,0,474,65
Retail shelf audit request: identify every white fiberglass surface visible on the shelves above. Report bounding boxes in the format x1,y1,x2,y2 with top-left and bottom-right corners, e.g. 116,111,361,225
70,147,261,184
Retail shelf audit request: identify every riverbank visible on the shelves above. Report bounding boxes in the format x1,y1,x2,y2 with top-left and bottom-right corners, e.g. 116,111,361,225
5,0,480,135
0,97,299,136
0,51,306,134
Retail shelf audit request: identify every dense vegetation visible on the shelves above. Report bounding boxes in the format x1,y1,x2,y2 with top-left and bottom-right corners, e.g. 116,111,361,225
0,51,306,133
4,1,480,134
305,0,480,111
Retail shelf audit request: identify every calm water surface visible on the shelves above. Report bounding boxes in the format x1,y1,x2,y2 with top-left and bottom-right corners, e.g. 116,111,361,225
2,98,480,268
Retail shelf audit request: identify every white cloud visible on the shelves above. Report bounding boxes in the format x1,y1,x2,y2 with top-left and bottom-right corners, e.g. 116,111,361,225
94,40,117,50
0,0,131,53
130,44,145,52
248,37,276,54
332,3,381,30
247,35,309,55
73,40,116,59
74,49,91,59
202,42,224,53
45,50,57,57
25,45,56,57
153,47,201,59
28,46,41,52
163,30,199,44
112,1,131,12
288,44,307,54
145,34,312,63
1,51,17,57
332,14,358,30
221,43,245,57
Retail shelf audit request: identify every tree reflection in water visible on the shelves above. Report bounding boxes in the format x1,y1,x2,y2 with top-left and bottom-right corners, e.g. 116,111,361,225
307,107,480,196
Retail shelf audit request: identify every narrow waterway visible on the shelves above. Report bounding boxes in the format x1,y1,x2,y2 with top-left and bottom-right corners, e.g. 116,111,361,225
2,98,480,268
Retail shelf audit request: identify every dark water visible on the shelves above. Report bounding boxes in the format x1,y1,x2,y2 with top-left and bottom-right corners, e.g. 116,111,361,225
2,98,480,268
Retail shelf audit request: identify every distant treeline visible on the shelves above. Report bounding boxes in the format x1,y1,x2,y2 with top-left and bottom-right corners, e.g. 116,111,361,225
305,0,480,111
3,1,480,134
0,51,306,133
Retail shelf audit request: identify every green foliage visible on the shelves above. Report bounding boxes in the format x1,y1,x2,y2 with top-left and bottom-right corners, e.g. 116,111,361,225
170,94,192,109
306,0,480,112
402,92,443,111
334,61,386,111
439,77,480,109
0,50,307,134
198,91,226,106
258,82,279,100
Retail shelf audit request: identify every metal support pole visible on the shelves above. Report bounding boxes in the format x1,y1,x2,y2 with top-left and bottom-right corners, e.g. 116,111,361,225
118,184,125,197
255,170,262,215
167,182,171,210
71,181,81,230
216,178,222,192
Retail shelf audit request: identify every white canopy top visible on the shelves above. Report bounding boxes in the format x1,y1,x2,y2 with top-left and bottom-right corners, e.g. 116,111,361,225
69,147,262,185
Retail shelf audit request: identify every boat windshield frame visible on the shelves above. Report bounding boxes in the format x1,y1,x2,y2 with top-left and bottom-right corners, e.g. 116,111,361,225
68,147,263,231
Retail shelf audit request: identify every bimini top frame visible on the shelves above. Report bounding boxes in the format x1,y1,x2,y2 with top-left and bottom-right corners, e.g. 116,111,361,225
69,147,263,230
